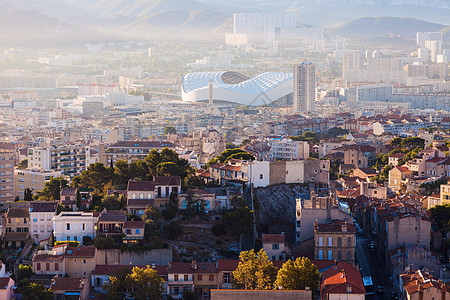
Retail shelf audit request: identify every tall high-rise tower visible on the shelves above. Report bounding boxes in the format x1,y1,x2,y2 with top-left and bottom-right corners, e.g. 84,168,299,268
293,62,316,113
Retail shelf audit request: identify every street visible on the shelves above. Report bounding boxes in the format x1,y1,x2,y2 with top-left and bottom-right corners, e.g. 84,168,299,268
356,234,390,300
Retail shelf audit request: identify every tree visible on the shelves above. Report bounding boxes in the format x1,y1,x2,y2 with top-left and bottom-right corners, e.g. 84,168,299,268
207,148,254,167
143,206,162,240
429,204,450,235
162,192,178,220
103,276,123,300
222,207,253,236
182,290,198,300
24,188,33,201
274,257,320,292
145,148,193,179
18,159,28,169
156,161,179,177
224,152,255,164
72,163,113,194
20,282,53,300
102,195,122,210
233,249,277,290
37,177,68,200
17,264,33,281
164,221,183,240
226,143,236,149
124,266,165,300
164,126,177,135
76,190,81,210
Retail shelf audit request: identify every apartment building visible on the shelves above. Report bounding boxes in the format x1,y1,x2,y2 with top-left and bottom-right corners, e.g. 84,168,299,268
28,144,90,177
99,141,175,167
262,233,287,261
3,208,30,250
267,138,310,160
0,149,15,204
314,219,356,263
29,201,58,243
15,169,61,200
53,211,98,245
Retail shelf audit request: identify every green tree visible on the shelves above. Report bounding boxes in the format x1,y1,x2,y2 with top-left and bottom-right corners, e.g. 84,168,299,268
37,177,68,200
72,163,113,194
124,266,165,300
274,257,320,292
429,204,450,235
222,207,253,236
145,148,193,179
164,221,183,240
207,148,254,167
102,195,122,210
20,282,53,300
164,126,177,135
94,236,114,249
226,143,236,149
103,276,123,300
162,192,178,220
391,137,402,147
233,249,277,290
224,152,255,164
143,206,162,240
18,159,28,169
17,264,33,281
76,190,81,210
24,188,33,201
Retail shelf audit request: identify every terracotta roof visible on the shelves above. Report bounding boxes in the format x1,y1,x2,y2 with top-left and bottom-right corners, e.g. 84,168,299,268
127,199,154,207
154,176,181,186
262,234,285,244
51,277,86,291
61,188,77,196
396,166,411,173
123,221,145,229
315,219,355,233
0,277,12,289
7,207,29,218
400,270,447,295
321,261,365,295
30,202,58,213
127,181,155,191
33,254,64,262
426,157,446,164
389,153,405,158
310,260,335,271
98,210,127,222
65,246,96,258
217,260,239,271
168,261,218,274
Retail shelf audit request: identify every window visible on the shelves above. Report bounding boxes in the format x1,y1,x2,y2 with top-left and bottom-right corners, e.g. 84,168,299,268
34,225,37,232
209,275,214,281
40,215,44,221
174,275,179,281
272,256,276,260
158,187,162,197
67,236,70,241
223,273,231,283
48,225,52,232
82,223,86,230
166,187,170,197
126,229,131,234
260,174,263,179
184,275,189,281
173,287,179,294
328,236,333,247
55,263,59,271
40,225,44,232
338,237,342,247
37,263,41,271
347,251,351,260
328,250,332,259
337,250,342,260
318,250,323,259
96,278,101,287
46,263,50,271
47,214,52,221
318,236,323,246
272,244,279,250
135,229,140,234
198,275,202,281
67,223,70,230
83,259,86,264
347,237,352,246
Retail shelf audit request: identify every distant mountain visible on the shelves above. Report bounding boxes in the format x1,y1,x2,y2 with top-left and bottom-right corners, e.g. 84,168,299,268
327,17,446,39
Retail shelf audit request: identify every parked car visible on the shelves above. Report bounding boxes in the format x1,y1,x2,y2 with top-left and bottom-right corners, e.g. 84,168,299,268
376,285,384,294
368,241,376,252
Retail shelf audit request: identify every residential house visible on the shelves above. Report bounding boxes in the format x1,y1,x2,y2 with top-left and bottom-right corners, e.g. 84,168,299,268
321,261,366,300
389,166,412,190
388,153,405,166
262,234,287,261
53,211,98,245
353,167,378,181
399,270,449,300
32,251,65,276
178,190,217,212
440,183,450,206
3,207,30,250
426,157,450,178
60,188,78,211
65,246,96,279
97,210,127,243
0,277,15,300
360,181,387,199
78,188,93,210
29,201,57,243
192,262,219,299
167,262,195,299
314,219,356,263
50,277,90,300
331,144,376,168
122,221,145,245
217,260,239,289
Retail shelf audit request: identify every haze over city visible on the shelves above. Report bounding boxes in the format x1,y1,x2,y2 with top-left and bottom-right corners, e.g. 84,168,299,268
0,1,448,299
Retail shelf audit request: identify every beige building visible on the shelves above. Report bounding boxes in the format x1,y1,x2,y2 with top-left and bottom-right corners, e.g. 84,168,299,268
65,246,97,279
262,233,287,261
389,166,413,190
14,169,61,200
314,219,356,263
440,183,450,206
400,270,449,300
50,277,90,300
3,208,30,250
0,149,15,204
29,201,58,243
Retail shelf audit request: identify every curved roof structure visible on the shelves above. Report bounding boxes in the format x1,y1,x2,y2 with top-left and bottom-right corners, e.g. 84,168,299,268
181,71,293,106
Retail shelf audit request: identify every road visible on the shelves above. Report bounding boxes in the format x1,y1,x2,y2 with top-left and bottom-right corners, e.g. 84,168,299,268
356,234,390,300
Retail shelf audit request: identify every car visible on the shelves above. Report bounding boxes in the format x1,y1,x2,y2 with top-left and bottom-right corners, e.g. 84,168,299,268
368,241,376,252
376,285,384,294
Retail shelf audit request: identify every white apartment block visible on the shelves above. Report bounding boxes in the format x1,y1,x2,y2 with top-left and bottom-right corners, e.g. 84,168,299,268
15,169,61,200
30,201,58,243
0,150,15,203
53,211,98,245
268,138,309,160
28,144,90,177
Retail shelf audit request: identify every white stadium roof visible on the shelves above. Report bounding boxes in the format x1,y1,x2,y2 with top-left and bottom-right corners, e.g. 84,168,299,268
181,71,293,106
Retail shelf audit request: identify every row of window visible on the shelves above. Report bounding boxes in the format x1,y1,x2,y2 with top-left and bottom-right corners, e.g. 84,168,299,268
33,225,52,232
318,236,353,247
33,214,53,221
36,262,59,271
318,249,352,260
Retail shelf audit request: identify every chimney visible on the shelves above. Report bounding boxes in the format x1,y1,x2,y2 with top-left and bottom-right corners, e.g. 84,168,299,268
192,260,197,270
418,282,424,300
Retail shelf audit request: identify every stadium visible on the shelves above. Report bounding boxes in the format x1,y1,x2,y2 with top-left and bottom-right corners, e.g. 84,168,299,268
181,71,293,106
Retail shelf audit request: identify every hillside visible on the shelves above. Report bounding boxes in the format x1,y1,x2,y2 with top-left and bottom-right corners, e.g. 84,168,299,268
327,17,446,39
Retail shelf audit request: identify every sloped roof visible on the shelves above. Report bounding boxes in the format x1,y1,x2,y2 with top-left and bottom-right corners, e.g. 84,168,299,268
7,207,29,218
262,234,285,244
127,181,155,191
321,261,365,295
51,277,86,291
153,176,181,186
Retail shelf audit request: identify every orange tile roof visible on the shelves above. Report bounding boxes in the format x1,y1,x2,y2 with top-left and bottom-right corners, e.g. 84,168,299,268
321,261,365,295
